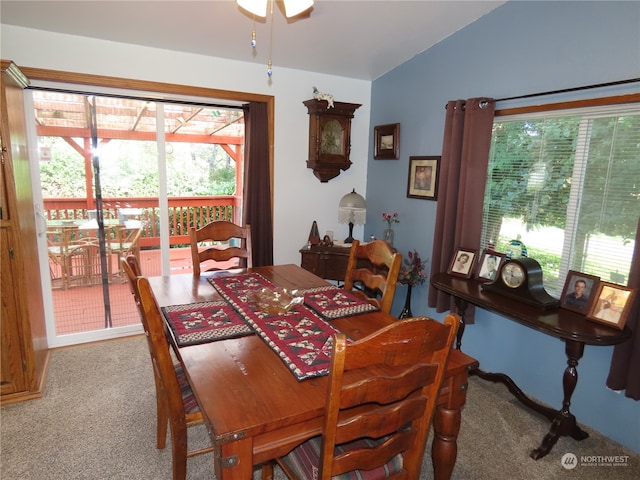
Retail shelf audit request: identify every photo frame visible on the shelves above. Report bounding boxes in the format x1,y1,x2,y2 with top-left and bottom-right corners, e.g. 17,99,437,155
586,282,637,330
447,247,478,279
475,249,506,283
374,123,400,160
407,156,439,200
560,270,600,314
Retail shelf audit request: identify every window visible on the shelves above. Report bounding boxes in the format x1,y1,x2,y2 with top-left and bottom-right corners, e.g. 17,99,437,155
481,100,639,295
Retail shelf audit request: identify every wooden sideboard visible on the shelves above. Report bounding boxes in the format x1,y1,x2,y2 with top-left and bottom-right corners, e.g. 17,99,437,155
299,243,351,282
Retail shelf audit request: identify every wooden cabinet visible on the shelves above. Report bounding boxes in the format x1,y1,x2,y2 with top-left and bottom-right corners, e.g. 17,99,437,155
300,244,351,282
303,99,361,182
1,60,49,404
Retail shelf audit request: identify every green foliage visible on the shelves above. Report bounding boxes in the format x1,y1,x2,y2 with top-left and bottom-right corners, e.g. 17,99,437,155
39,137,238,198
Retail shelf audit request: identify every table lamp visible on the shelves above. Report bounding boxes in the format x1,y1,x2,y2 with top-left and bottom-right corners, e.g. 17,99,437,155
338,189,366,243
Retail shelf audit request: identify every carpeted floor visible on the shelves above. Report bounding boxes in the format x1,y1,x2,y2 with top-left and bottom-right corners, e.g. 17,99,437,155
1,336,638,479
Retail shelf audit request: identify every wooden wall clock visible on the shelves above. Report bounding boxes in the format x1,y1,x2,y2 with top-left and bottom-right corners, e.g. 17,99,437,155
304,99,361,182
481,257,560,310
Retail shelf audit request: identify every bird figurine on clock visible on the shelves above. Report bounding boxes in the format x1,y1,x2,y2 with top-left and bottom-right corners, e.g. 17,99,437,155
482,257,560,310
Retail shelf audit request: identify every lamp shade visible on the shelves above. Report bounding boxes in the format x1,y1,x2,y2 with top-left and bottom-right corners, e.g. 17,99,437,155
338,189,367,225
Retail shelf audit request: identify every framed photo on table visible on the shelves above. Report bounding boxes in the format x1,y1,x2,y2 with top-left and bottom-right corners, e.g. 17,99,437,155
374,123,400,159
407,156,439,200
447,247,477,279
586,282,637,330
560,271,599,314
475,250,505,283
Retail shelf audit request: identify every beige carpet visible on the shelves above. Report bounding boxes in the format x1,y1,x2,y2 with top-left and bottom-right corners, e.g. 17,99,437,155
1,336,638,479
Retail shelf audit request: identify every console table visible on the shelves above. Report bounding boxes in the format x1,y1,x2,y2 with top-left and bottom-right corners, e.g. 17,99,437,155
431,272,631,460
299,244,351,282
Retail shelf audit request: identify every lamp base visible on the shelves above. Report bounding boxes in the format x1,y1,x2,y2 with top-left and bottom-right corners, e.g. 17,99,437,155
344,222,355,243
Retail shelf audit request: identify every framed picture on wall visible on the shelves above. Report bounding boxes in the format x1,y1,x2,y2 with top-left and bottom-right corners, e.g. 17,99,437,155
407,156,439,200
374,123,400,159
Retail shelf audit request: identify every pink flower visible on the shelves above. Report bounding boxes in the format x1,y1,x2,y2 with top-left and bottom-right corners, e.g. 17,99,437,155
382,212,400,226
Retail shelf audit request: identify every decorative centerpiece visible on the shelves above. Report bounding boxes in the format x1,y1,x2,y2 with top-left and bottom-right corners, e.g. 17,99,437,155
398,249,428,319
248,288,304,315
381,212,399,247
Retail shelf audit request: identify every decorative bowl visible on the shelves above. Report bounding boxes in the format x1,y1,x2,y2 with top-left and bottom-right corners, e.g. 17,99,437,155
248,287,303,314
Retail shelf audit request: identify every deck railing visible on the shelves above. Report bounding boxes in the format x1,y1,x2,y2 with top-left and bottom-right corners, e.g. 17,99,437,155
43,196,241,248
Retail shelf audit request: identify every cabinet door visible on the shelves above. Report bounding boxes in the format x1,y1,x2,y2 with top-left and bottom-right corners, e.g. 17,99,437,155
0,228,27,394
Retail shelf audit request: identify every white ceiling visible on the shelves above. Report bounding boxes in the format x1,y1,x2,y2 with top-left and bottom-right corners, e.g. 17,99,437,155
1,0,505,81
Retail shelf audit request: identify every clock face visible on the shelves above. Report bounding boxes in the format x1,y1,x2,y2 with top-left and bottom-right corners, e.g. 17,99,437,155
501,262,525,288
320,119,344,155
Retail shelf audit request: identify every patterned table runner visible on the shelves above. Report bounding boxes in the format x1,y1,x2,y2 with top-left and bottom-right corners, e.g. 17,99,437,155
162,301,253,347
208,273,339,380
297,285,379,319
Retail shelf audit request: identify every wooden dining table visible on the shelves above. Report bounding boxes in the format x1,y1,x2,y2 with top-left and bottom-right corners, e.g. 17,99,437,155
148,264,478,480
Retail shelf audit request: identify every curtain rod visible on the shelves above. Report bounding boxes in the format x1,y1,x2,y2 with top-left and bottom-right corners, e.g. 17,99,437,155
494,78,640,103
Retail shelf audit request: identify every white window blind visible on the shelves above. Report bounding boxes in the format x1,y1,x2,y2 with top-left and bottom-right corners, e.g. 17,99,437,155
481,102,639,296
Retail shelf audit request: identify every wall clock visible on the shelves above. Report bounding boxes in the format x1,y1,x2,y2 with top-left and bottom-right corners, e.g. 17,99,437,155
482,257,560,310
304,99,361,182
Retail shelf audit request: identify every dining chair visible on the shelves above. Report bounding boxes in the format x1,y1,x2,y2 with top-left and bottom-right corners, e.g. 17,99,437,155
189,220,253,276
121,259,214,480
343,239,402,314
271,315,459,480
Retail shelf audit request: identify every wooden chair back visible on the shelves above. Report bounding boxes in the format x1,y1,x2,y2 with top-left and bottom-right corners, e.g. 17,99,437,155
189,220,253,276
276,315,459,480
343,239,402,314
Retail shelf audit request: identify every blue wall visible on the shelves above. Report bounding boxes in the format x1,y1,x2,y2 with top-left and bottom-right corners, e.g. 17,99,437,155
367,1,640,452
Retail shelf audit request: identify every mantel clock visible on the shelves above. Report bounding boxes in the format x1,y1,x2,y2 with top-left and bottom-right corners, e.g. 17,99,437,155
482,257,560,310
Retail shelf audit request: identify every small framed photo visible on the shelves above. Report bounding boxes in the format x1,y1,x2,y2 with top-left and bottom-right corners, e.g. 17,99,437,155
475,250,505,283
374,123,400,159
407,156,439,200
447,247,477,279
560,271,600,314
586,282,637,330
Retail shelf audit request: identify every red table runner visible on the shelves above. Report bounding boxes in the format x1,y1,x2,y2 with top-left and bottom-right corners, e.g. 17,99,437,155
162,301,253,347
208,273,340,380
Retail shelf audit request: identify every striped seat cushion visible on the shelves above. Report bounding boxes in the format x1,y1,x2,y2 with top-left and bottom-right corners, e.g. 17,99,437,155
280,435,403,480
174,363,200,414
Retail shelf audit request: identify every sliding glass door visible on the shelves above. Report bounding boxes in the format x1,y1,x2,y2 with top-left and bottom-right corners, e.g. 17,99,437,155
28,88,244,347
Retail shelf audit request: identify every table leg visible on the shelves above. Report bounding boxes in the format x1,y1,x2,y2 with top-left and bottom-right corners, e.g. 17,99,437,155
216,437,254,480
530,340,589,460
432,367,470,480
453,297,468,350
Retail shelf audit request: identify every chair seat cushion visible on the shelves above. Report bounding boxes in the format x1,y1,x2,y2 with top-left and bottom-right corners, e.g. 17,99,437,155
174,363,200,414
280,435,403,480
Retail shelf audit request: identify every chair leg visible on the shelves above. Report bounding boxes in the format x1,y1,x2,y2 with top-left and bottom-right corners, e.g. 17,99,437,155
155,379,169,450
261,462,274,480
170,425,189,480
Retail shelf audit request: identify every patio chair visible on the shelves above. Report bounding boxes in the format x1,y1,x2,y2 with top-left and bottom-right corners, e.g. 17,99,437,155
125,268,215,480
109,226,142,279
189,220,252,276
343,239,402,314
271,315,459,480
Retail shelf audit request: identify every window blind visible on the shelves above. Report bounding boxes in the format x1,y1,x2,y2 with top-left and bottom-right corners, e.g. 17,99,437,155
481,103,639,295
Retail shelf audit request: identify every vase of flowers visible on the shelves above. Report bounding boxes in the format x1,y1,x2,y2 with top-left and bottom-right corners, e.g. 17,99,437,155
381,212,399,247
398,249,428,319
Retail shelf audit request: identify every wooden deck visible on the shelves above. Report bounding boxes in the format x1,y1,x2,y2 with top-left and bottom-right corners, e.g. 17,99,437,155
51,247,194,336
